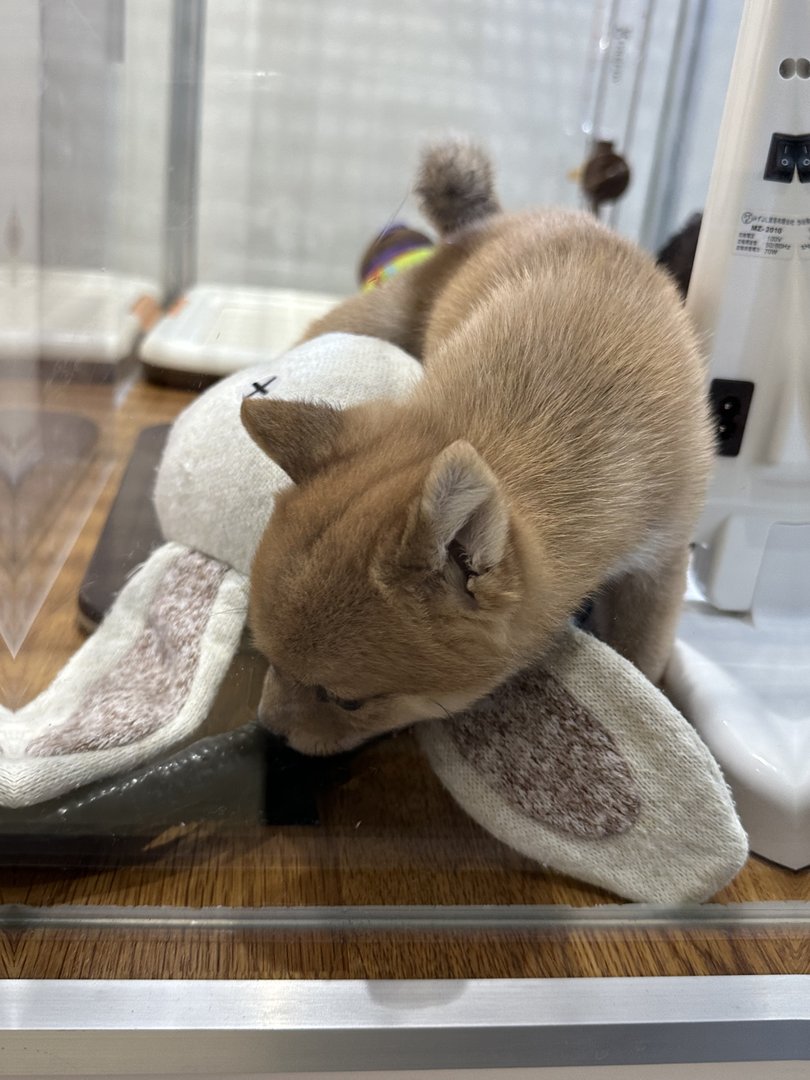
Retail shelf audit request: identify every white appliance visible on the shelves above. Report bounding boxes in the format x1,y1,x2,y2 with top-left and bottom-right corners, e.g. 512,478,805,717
667,0,810,869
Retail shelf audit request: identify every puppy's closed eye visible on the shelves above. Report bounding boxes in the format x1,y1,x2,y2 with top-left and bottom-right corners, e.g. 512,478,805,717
335,697,364,712
314,685,365,712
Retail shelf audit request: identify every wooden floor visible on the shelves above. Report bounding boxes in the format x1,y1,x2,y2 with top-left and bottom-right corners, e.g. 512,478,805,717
1,371,807,979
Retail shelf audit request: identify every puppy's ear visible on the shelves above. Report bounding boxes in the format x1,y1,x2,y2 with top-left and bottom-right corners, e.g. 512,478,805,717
420,440,508,575
240,397,344,484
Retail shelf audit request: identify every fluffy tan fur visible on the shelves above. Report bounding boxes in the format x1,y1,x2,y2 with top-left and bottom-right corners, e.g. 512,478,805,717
242,141,712,755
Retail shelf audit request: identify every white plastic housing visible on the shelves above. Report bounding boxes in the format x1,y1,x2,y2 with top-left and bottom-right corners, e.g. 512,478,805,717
671,0,810,869
686,0,809,613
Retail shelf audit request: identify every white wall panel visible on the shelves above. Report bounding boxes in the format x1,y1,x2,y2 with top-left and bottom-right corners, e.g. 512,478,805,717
196,0,596,294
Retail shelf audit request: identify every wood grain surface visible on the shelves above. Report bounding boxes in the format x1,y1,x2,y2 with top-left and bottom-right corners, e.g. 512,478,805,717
1,373,807,980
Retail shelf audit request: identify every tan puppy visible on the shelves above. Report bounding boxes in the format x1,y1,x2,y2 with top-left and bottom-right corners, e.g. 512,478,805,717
242,141,712,755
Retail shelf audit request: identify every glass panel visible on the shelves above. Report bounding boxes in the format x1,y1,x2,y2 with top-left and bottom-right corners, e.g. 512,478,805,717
0,0,806,981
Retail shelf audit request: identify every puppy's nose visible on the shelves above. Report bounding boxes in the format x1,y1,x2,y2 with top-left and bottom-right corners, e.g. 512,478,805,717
262,728,291,752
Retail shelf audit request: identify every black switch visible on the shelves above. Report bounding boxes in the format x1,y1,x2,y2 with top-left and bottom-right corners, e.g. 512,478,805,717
764,133,797,182
796,138,810,183
709,379,755,457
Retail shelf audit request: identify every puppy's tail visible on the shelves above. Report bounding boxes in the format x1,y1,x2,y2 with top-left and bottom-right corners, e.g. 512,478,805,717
415,138,501,237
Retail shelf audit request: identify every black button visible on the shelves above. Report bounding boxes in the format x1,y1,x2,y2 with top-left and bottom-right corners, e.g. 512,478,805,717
764,133,797,182
764,132,810,182
797,140,810,183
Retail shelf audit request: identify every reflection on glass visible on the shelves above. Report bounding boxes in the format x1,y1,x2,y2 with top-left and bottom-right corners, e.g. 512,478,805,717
0,0,806,951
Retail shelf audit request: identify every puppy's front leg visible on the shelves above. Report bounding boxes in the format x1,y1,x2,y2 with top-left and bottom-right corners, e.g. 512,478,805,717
593,545,691,686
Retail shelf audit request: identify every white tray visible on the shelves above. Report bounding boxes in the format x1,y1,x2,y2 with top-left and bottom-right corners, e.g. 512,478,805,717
0,266,160,366
139,284,341,378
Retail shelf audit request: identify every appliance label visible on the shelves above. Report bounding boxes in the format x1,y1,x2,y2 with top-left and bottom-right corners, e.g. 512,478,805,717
734,211,795,259
798,216,810,260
